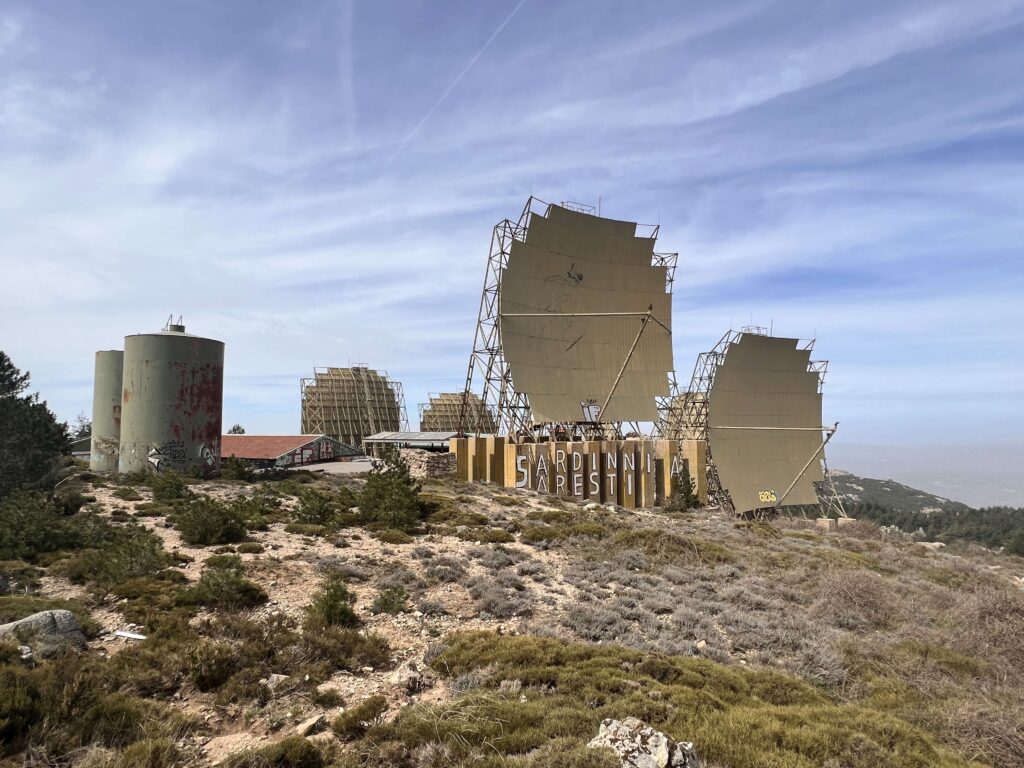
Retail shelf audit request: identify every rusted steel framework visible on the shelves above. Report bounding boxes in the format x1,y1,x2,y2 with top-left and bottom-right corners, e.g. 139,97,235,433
664,327,843,517
459,198,535,437
458,197,679,441
300,366,409,448
419,392,496,432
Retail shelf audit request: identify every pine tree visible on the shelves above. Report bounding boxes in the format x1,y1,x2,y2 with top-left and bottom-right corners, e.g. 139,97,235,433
665,469,699,512
0,351,70,500
359,447,422,532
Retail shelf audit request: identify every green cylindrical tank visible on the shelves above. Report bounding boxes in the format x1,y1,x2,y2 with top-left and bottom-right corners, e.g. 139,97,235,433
89,350,124,472
118,324,224,476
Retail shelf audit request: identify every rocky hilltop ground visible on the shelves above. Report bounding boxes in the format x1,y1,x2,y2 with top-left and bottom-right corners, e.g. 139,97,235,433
2,459,1023,768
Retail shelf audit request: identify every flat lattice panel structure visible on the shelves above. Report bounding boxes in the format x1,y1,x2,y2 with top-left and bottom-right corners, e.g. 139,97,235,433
708,334,824,513
419,392,496,433
300,366,407,448
499,205,673,423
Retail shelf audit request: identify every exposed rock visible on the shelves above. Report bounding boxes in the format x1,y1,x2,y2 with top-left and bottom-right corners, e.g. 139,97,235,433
400,449,456,479
265,673,291,695
390,660,433,694
295,713,327,737
588,717,701,768
0,610,86,658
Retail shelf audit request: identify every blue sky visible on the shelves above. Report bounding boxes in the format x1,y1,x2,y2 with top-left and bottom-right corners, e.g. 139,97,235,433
1,1,1022,503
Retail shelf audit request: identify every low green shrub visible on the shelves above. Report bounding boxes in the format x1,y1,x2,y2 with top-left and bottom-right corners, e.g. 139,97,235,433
112,486,144,501
520,522,607,544
492,495,525,507
456,527,515,544
332,695,388,740
381,631,973,768
371,586,408,615
236,541,265,554
150,471,191,502
372,528,413,544
183,565,267,611
57,524,171,588
305,574,359,629
171,497,247,546
607,529,732,564
302,626,391,672
105,737,182,768
203,553,244,572
222,736,324,768
221,456,256,482
284,522,329,537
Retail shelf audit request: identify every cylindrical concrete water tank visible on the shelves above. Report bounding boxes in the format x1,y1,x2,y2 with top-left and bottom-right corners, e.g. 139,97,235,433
90,350,124,472
118,324,224,476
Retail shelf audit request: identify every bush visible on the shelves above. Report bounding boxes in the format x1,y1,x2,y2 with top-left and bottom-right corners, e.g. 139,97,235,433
203,553,244,572
0,665,40,749
57,525,171,589
373,528,413,544
236,542,265,554
0,492,95,561
302,626,391,672
185,639,237,691
371,586,408,615
221,456,256,482
150,471,190,502
172,497,247,545
410,631,971,768
360,448,422,532
222,736,324,768
105,737,182,768
293,488,342,526
455,527,515,544
332,695,388,740
305,574,360,629
664,470,699,512
184,565,267,611
112,486,144,501
284,523,329,537
72,693,154,748
425,557,464,583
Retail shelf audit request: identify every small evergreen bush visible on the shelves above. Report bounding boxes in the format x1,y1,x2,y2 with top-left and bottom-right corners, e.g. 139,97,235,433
305,573,360,629
172,497,247,545
331,695,387,740
359,448,423,532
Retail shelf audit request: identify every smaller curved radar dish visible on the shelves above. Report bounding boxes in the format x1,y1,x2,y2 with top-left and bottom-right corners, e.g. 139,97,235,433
708,334,825,513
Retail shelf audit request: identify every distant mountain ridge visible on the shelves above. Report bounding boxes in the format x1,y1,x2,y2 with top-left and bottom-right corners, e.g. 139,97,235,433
829,469,972,514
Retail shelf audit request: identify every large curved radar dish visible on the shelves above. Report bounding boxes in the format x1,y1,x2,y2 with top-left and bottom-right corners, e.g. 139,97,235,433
300,366,409,448
708,333,824,513
420,392,495,433
498,204,673,423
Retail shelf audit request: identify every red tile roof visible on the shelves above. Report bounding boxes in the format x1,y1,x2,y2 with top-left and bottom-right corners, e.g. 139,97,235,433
221,435,323,460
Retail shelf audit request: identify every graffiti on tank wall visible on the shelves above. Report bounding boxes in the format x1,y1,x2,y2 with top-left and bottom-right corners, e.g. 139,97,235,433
147,440,187,471
199,444,218,475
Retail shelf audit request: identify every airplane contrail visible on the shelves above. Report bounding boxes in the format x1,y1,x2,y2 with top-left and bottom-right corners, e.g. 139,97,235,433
387,0,529,166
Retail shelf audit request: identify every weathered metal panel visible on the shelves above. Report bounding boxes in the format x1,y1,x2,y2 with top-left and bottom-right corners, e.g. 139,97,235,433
89,350,123,472
118,327,224,476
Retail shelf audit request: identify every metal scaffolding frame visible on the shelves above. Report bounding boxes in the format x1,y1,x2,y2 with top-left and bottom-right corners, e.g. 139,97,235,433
300,365,409,448
458,197,679,441
662,328,844,517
